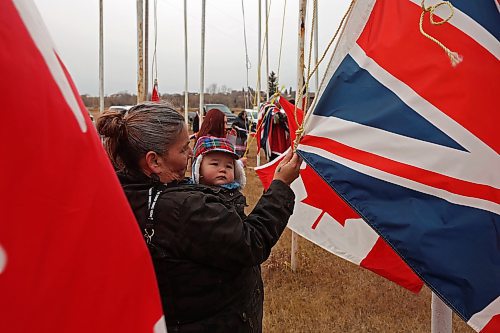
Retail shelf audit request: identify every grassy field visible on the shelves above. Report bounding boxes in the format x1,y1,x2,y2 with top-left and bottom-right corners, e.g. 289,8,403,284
92,108,473,332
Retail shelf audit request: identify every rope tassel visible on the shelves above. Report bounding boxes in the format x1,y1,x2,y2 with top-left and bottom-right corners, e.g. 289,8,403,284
419,0,463,67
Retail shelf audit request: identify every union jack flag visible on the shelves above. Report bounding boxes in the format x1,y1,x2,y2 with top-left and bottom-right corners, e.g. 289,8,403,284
297,0,499,331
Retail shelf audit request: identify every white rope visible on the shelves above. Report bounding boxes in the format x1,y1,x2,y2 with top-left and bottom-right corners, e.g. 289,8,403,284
241,0,252,109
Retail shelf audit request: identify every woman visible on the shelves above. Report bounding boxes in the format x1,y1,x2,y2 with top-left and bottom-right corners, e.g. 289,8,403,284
97,102,301,332
196,108,227,141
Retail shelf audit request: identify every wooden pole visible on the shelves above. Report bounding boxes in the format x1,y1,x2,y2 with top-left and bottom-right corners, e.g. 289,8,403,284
144,0,149,100
136,0,145,103
291,0,307,273
199,0,206,124
99,0,104,113
184,0,189,125
431,293,453,333
256,0,262,167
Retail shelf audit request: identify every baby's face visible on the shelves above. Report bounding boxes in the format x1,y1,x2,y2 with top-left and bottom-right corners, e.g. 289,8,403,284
200,152,235,186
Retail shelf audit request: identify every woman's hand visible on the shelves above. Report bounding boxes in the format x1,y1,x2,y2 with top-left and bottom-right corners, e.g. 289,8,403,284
273,150,302,186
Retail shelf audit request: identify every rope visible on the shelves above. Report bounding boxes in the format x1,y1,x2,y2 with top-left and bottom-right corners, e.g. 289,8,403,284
276,0,287,83
419,0,462,67
241,0,252,109
151,0,158,84
293,0,356,150
253,0,273,108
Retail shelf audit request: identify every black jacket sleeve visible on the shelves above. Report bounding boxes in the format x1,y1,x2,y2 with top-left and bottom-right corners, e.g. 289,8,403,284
176,180,295,269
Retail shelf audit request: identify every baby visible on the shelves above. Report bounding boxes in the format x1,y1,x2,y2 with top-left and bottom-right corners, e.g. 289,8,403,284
192,136,246,190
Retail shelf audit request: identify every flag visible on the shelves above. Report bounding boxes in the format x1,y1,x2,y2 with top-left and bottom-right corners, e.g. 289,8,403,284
0,1,165,332
257,96,422,292
151,79,160,101
255,150,423,293
297,0,499,331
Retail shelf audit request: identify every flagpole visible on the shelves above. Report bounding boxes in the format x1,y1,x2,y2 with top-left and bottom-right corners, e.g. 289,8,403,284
431,293,453,333
256,0,262,167
199,0,206,124
184,0,189,125
99,0,104,113
136,0,145,103
291,0,307,273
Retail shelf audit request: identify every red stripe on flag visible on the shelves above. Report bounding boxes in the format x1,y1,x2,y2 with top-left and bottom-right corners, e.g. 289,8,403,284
361,237,423,293
481,314,500,333
357,0,499,153
301,135,500,205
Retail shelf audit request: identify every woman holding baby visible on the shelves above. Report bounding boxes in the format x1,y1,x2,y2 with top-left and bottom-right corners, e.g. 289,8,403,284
97,102,300,333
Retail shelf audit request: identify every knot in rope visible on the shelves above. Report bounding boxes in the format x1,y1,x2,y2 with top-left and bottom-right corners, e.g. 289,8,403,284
293,126,305,151
419,0,462,67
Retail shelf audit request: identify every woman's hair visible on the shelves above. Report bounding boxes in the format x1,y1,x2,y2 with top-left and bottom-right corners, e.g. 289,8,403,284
196,108,226,139
96,102,185,172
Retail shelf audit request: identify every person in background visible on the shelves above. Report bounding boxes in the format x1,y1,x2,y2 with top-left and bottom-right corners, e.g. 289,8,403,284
232,110,249,158
195,108,227,141
96,102,301,333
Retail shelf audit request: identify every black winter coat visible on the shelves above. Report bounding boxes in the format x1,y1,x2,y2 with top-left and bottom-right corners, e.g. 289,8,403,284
118,171,295,333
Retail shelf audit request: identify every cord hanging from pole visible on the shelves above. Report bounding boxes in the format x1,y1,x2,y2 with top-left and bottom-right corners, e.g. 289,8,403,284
241,0,252,110
150,0,160,101
276,0,287,86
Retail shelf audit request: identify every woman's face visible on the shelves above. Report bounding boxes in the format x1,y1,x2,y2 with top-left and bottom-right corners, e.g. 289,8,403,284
158,124,192,183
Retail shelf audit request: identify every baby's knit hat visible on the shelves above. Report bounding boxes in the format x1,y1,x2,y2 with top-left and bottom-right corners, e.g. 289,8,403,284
192,136,246,188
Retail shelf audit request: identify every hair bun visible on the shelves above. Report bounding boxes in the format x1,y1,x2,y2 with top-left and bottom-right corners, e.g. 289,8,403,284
96,110,126,139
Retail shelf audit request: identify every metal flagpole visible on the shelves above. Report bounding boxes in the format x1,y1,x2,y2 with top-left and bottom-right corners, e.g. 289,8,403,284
431,293,453,333
184,0,189,125
136,0,145,103
199,0,206,124
256,0,262,167
144,0,149,100
291,0,307,273
99,0,104,113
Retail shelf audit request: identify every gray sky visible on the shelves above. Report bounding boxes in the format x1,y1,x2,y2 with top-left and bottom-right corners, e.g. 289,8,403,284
34,0,350,96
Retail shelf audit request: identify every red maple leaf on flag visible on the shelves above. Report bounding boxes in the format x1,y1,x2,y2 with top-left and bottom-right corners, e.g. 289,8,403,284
300,165,359,228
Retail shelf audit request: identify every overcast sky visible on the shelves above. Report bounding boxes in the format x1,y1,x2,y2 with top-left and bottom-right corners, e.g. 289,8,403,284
33,0,350,96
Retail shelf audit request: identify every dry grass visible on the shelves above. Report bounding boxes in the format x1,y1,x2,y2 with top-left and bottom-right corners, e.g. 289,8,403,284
242,140,473,333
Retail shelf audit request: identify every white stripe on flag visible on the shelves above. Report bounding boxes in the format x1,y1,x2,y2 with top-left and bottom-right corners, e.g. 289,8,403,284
0,245,6,274
154,315,167,333
298,144,500,215
13,0,87,132
349,43,499,164
467,296,500,332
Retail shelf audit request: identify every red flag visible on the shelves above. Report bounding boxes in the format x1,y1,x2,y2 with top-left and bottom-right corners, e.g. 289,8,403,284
151,80,160,101
0,2,165,332
278,95,304,144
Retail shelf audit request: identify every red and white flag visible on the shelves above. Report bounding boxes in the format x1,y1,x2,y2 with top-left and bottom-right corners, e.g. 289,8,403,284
0,1,165,332
256,96,423,293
